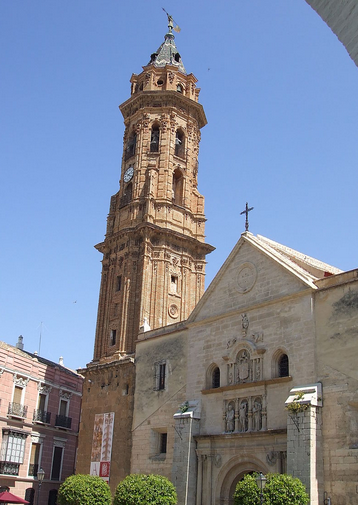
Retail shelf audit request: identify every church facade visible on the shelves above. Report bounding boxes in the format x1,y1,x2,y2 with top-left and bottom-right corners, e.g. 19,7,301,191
77,18,358,505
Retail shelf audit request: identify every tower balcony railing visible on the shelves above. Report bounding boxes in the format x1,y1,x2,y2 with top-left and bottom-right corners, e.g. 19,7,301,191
55,414,72,429
8,402,28,419
33,409,51,424
0,461,20,476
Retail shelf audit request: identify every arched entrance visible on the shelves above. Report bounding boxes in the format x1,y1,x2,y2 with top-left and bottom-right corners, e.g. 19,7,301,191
216,457,267,505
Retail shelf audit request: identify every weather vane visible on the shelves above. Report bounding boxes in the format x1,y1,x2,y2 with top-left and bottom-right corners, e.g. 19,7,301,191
162,7,181,33
240,202,254,232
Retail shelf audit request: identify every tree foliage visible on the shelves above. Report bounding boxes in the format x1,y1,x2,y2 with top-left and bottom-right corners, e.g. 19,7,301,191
57,474,112,505
113,473,177,505
234,473,309,505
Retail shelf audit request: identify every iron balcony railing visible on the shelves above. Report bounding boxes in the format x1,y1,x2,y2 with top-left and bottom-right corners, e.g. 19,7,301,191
55,414,72,429
28,463,39,477
0,461,20,476
8,402,27,418
33,409,51,424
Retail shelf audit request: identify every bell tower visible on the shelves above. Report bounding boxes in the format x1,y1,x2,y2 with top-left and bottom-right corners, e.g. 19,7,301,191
77,19,213,488
93,17,214,363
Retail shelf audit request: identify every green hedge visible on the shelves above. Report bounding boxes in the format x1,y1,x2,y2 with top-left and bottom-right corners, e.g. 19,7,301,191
57,474,112,505
234,473,309,505
114,473,177,505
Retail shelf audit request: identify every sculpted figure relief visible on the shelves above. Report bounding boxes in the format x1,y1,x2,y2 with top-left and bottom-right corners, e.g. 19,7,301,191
253,399,262,431
239,400,248,432
225,403,235,433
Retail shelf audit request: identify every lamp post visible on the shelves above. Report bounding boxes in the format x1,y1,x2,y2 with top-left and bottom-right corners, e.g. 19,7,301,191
255,472,267,505
36,467,45,505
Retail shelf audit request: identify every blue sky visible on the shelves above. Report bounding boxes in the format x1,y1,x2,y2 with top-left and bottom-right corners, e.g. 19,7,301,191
1,1,357,371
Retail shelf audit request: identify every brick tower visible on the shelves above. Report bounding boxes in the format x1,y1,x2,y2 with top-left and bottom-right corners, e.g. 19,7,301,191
77,17,213,489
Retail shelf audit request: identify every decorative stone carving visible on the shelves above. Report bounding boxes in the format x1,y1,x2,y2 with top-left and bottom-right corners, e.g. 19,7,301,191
236,262,257,294
13,374,29,387
59,390,72,400
225,402,235,433
169,304,179,319
38,383,52,394
241,313,249,337
267,450,278,466
252,397,262,431
227,338,237,349
237,350,250,382
214,454,222,468
239,399,248,432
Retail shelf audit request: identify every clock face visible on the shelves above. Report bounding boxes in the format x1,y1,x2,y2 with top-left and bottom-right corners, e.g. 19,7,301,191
124,166,134,183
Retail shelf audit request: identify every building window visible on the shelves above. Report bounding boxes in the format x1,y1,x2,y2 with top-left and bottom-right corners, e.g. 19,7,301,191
150,124,160,152
170,275,178,293
212,367,220,389
55,395,72,429
278,354,289,377
50,446,63,481
34,392,51,424
172,169,183,205
28,442,41,477
8,385,27,418
175,129,185,158
177,83,183,93
48,490,58,505
25,488,35,505
116,275,122,292
110,329,117,346
0,430,27,475
160,433,167,454
125,132,137,160
154,361,167,391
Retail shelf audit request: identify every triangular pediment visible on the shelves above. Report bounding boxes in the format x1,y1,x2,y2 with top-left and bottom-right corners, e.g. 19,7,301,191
189,232,341,324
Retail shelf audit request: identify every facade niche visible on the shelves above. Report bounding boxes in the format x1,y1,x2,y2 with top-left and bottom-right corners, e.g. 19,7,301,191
224,395,265,433
278,354,289,377
150,124,160,152
234,349,262,384
172,169,184,205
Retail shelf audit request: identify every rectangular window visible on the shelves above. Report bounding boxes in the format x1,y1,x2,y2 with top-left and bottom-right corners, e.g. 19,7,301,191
110,329,117,346
1,430,26,465
160,433,167,454
59,399,68,417
170,275,178,293
13,386,23,405
158,363,166,390
28,443,41,477
116,275,122,292
51,446,63,481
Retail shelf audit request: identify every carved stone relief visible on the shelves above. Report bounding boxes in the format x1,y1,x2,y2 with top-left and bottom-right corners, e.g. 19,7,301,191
236,262,257,294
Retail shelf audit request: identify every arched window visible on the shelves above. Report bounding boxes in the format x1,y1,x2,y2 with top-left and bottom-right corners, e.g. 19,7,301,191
175,129,185,158
172,169,183,205
177,83,183,93
212,367,220,389
150,124,160,152
278,354,289,377
125,131,137,160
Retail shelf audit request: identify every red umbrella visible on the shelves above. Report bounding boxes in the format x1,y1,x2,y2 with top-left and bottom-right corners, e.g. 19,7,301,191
0,491,29,504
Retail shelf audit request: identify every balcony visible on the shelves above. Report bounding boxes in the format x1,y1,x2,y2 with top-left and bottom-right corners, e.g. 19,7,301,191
55,414,72,429
28,463,39,477
0,461,20,476
33,409,51,424
8,402,27,419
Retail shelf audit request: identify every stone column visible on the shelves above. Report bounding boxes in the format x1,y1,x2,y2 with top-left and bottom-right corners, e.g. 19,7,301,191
172,405,201,505
286,384,323,505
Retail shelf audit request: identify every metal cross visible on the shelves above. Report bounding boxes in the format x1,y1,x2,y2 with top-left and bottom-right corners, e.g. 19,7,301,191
240,202,254,232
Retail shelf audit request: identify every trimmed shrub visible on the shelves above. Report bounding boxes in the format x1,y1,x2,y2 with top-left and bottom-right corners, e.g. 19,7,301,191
114,473,177,505
57,474,112,505
234,473,309,505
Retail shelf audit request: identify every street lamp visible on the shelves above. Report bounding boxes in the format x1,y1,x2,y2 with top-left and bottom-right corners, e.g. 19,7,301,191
255,472,267,505
36,468,45,505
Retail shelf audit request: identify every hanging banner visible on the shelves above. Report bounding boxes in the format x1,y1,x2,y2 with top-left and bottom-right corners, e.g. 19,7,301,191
90,412,115,482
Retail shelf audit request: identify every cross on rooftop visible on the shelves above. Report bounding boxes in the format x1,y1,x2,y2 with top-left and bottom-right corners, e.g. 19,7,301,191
240,202,254,232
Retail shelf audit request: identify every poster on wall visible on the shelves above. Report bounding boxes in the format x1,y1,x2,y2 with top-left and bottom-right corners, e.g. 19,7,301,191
90,412,115,482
